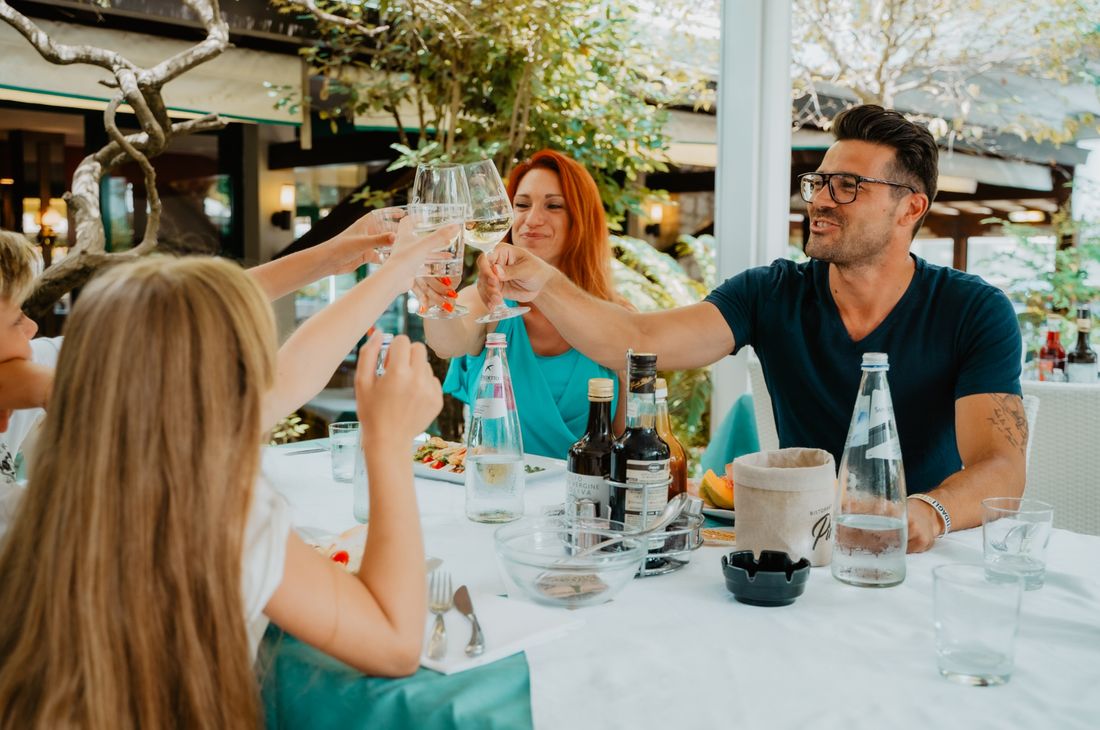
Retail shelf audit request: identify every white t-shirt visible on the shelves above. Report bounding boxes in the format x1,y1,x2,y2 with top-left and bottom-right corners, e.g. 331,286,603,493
242,477,292,657
0,336,62,538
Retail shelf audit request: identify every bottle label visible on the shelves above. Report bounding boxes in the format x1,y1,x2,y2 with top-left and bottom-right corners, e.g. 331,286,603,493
865,389,902,460
627,400,638,419
1066,362,1099,383
474,397,506,419
623,459,670,528
567,473,607,507
482,359,504,385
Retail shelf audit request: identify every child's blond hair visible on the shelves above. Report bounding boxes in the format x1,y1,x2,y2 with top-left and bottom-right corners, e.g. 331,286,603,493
0,231,36,305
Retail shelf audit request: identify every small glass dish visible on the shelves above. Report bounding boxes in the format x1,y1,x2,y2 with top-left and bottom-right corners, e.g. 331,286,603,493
638,512,705,577
721,550,811,607
494,518,647,608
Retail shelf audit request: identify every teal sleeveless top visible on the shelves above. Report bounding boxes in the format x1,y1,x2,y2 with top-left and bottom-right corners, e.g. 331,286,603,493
443,305,619,459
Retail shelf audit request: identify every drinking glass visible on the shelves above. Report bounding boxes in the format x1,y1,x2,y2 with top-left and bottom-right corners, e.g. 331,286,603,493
412,164,471,319
464,160,527,323
933,563,1023,686
328,421,360,482
413,162,471,211
366,205,407,261
402,202,468,319
982,497,1054,590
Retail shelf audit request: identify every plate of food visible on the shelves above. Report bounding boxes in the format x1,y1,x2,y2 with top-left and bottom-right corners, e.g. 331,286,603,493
299,524,442,575
693,467,735,524
412,436,566,484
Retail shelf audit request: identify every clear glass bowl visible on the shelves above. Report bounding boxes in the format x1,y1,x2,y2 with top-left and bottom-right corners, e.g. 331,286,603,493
494,518,647,608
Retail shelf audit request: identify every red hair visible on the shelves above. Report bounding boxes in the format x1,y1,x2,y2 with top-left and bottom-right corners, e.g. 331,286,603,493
506,150,617,302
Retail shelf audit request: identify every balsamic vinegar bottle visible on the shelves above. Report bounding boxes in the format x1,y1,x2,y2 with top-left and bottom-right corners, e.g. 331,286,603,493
609,353,670,530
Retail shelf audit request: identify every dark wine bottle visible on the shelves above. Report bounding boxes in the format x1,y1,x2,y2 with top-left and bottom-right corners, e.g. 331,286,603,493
609,353,670,531
566,378,616,518
1067,306,1098,384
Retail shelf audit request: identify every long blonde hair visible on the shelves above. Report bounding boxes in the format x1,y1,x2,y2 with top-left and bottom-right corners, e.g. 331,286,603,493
0,256,276,729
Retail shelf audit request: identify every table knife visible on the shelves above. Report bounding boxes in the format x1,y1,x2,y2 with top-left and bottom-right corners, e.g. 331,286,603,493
452,585,485,657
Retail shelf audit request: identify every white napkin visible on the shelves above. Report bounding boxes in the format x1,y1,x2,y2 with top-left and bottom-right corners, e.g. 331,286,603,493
420,592,583,675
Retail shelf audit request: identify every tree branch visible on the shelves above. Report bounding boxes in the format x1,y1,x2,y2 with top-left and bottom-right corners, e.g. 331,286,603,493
296,0,389,37
0,1,136,73
103,97,162,251
143,0,230,86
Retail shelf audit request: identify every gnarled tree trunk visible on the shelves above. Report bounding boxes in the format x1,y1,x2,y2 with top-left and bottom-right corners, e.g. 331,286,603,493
0,0,230,320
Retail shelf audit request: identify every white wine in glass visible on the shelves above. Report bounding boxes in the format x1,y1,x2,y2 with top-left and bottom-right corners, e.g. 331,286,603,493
412,163,472,319
464,159,528,323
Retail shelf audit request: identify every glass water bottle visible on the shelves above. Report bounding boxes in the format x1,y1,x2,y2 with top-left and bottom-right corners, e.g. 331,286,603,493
464,332,525,522
832,352,908,587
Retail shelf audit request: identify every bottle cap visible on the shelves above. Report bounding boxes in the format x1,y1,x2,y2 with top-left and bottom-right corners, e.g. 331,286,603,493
627,352,658,373
1047,316,1061,330
861,352,889,368
588,378,614,401
486,332,507,347
655,377,668,400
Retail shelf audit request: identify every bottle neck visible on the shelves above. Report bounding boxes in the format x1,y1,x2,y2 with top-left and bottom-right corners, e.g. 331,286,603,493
1045,329,1062,346
585,398,614,438
626,389,657,430
655,397,672,430
1076,329,1092,349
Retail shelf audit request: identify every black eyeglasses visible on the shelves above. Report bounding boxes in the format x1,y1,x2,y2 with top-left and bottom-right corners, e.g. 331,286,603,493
798,172,917,205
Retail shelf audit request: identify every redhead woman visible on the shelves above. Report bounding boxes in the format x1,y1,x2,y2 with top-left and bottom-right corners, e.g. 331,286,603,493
419,150,627,458
0,220,453,727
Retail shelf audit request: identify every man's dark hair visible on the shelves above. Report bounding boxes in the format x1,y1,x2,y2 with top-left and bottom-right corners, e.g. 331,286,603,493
832,104,938,234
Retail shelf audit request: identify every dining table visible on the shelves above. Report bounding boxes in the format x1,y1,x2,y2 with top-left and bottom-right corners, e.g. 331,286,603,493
259,440,1100,730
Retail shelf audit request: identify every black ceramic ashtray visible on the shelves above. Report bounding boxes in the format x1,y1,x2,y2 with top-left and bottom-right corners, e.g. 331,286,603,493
721,550,811,607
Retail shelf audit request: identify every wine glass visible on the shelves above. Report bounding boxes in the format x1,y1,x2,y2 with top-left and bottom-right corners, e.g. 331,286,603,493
412,163,471,319
463,160,528,323
405,202,468,319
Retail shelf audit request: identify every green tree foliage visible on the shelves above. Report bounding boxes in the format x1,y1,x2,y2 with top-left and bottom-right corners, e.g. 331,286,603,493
271,0,708,226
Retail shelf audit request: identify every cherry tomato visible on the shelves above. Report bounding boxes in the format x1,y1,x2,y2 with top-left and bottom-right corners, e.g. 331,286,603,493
331,550,350,565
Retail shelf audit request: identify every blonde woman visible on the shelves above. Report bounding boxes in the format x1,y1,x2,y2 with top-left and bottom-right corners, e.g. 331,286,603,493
0,253,444,727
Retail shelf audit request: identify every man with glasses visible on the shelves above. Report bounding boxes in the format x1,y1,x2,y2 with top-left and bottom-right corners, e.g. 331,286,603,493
475,104,1026,553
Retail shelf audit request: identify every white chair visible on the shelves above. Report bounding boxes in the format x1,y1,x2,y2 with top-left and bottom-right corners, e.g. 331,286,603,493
746,353,780,452
1021,382,1100,536
1022,394,1039,467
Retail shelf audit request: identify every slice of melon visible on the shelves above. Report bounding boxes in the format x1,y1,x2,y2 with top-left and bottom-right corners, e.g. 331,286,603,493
702,468,735,509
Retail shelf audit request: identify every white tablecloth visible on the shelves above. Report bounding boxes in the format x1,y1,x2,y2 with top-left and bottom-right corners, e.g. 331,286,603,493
262,444,1100,730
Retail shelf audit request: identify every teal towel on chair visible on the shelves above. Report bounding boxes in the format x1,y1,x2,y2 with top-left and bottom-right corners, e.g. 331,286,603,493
259,626,533,730
700,392,760,474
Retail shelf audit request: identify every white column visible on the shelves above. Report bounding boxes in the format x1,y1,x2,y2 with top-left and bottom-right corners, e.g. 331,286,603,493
711,0,793,438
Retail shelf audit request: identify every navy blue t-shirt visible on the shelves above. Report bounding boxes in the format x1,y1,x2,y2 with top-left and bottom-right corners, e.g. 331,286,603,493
704,256,1022,494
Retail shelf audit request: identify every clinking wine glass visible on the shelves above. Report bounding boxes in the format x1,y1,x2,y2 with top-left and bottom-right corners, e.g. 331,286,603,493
464,159,528,323
413,163,472,319
403,202,468,319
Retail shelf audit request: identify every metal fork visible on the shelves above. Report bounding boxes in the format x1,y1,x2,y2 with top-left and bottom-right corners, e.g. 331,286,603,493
427,570,453,660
